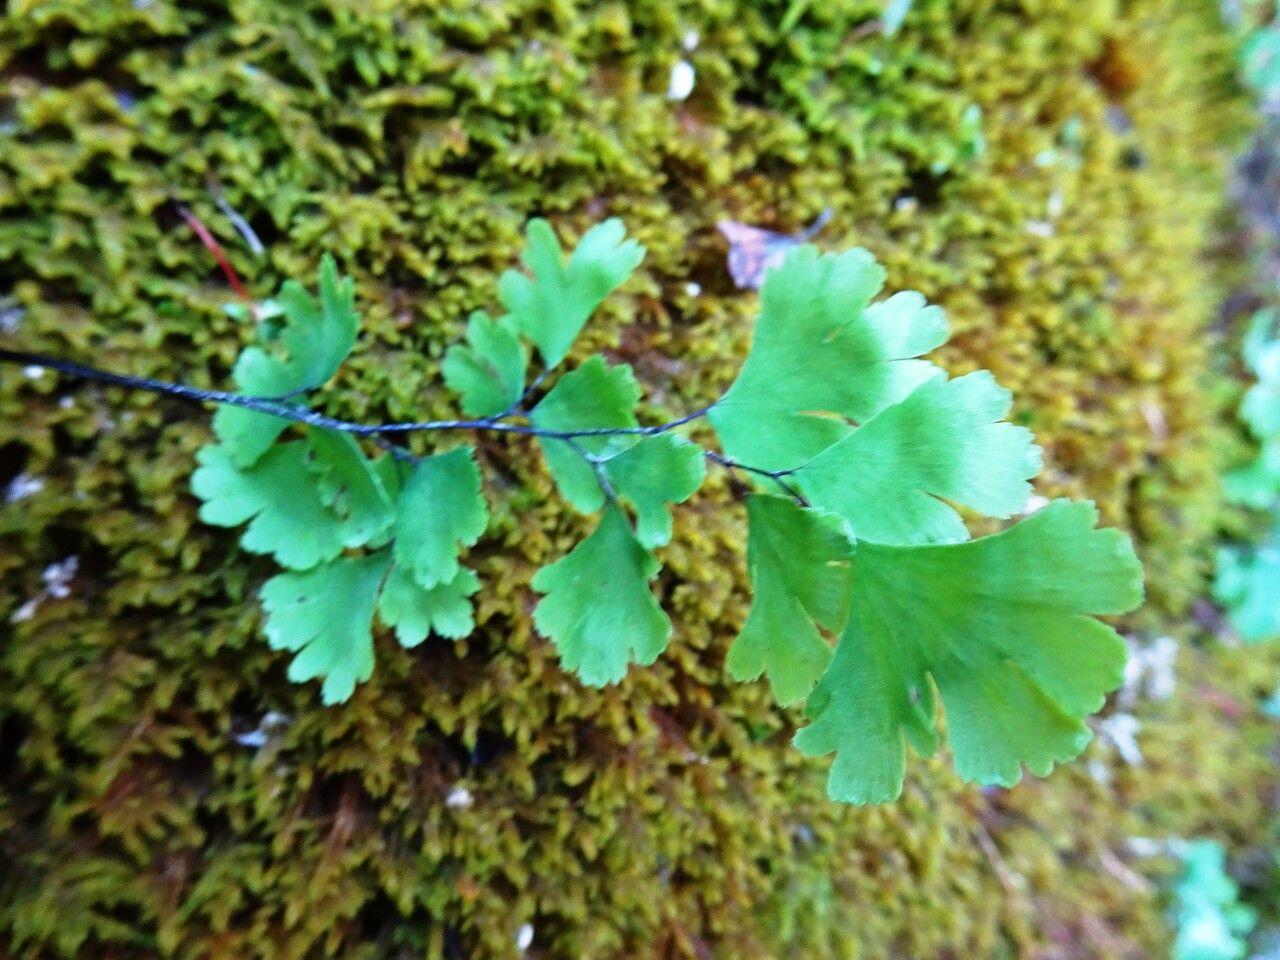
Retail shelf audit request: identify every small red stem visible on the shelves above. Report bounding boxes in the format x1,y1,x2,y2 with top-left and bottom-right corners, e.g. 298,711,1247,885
176,204,250,301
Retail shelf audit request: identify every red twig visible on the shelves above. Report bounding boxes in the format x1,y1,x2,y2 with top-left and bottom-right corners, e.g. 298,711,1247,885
176,203,250,301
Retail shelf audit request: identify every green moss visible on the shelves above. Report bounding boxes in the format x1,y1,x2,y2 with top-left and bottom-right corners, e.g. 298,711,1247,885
0,1,1272,958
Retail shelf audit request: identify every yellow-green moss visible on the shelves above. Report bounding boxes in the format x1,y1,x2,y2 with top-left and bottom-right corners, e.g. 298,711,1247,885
0,1,1273,958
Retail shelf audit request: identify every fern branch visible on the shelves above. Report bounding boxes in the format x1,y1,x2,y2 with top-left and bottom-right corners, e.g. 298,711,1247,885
0,348,791,499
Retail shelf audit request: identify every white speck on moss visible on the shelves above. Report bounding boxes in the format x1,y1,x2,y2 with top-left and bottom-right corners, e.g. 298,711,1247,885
5,473,44,503
1120,635,1177,706
43,557,79,599
1095,712,1143,766
668,60,695,101
516,923,534,951
0,301,23,332
445,785,474,809
234,710,291,748
10,556,78,624
10,597,39,624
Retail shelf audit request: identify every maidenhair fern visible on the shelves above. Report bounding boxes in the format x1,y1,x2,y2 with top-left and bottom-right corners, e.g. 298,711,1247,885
1216,308,1280,641
1170,840,1256,960
2,218,1145,804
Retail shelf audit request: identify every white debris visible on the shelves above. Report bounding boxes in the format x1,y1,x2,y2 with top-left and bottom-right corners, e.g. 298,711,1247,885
684,281,702,297
9,556,78,624
234,710,291,748
894,195,919,214
445,785,474,809
1095,712,1143,766
23,366,46,380
0,302,23,332
1119,635,1177,707
1047,190,1065,219
1127,836,1167,858
9,597,39,624
1140,399,1168,440
43,557,78,599
668,60,696,101
1026,220,1055,239
682,29,700,52
5,473,44,503
515,923,534,952
211,191,266,257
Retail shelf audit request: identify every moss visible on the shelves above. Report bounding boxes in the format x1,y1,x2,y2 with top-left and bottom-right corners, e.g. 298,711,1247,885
0,1,1273,958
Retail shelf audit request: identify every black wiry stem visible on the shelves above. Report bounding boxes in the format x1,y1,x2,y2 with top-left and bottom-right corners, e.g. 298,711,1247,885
0,349,805,504
1,350,711,440
703,451,808,504
370,434,420,464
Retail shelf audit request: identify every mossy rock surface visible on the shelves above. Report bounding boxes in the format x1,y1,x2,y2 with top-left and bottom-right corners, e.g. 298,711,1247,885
1,1,1277,958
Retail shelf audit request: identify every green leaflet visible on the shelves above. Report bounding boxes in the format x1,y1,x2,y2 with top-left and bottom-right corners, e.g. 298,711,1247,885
378,564,480,647
261,552,392,706
260,550,482,704
393,447,488,589
1241,379,1280,438
530,358,704,542
1217,307,1280,640
532,505,671,686
530,356,641,512
708,246,947,473
370,452,404,501
191,442,347,570
793,501,1143,804
726,495,852,706
272,257,361,389
603,434,706,548
1242,307,1279,374
306,429,396,548
1214,543,1280,642
1241,24,1280,99
210,352,296,470
1224,313,1280,508
442,311,526,417
212,255,359,466
500,218,644,368
1170,840,1257,960
795,372,1041,544
1223,445,1280,508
